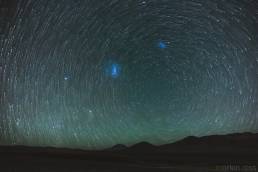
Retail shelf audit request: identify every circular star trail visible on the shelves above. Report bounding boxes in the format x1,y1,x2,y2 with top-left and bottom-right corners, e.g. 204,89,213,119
0,0,258,149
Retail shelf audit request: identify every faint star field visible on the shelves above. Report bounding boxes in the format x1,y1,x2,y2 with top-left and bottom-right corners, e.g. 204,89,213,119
0,0,258,149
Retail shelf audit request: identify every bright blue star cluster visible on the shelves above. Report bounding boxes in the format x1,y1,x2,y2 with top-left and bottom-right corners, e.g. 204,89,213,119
110,63,121,78
105,62,121,79
158,41,167,49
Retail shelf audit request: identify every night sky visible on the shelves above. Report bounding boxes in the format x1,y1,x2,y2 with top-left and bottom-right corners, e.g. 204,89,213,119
0,0,258,149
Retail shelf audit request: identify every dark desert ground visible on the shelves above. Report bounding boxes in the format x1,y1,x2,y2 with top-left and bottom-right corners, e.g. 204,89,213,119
0,132,258,172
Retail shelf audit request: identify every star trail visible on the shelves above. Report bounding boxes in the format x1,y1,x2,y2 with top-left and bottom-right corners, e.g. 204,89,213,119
0,0,258,149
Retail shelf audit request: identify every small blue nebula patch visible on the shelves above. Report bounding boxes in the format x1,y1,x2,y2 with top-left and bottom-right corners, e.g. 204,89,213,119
64,74,69,80
158,41,167,49
105,62,121,78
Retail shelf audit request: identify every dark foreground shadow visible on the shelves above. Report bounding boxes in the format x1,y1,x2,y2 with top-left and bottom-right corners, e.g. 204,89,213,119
1,132,258,172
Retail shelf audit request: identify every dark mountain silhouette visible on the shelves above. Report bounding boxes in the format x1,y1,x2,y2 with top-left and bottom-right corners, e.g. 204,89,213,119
123,132,258,153
0,132,258,172
127,141,155,150
102,132,255,153
1,132,258,154
106,144,128,151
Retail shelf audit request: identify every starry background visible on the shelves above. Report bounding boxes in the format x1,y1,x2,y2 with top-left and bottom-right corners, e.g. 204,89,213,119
0,0,258,149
